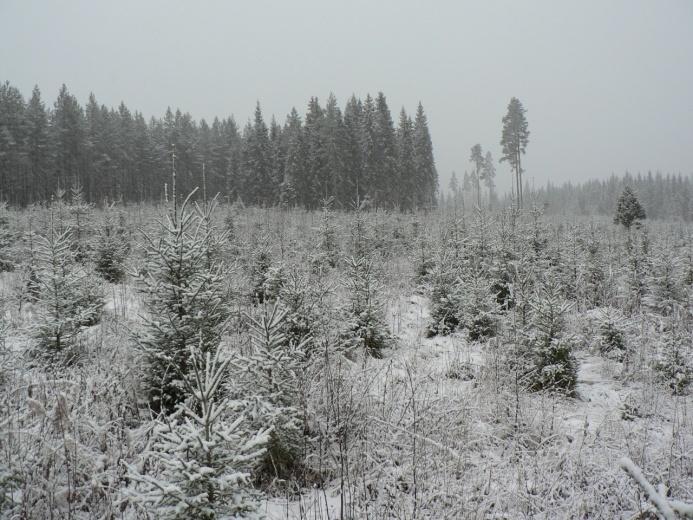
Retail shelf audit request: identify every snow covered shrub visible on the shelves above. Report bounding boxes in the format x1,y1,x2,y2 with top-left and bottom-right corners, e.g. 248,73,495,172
311,197,339,270
426,253,462,336
644,250,684,316
594,309,628,360
124,347,270,519
654,328,692,395
31,227,103,363
68,183,94,263
74,272,106,327
528,206,549,265
94,205,130,283
232,305,307,484
249,238,284,304
623,230,648,314
339,256,392,358
0,202,16,272
519,280,578,394
133,192,230,413
582,227,606,308
279,270,324,353
456,268,500,341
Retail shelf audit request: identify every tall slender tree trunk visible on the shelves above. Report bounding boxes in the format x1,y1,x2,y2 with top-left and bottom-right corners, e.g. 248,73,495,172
517,144,523,210
476,167,481,208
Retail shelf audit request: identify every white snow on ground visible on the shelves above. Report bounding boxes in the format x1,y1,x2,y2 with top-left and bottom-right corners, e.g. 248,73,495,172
264,290,691,518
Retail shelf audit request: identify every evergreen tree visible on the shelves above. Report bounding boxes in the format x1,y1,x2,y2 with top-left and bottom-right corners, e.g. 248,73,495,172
358,95,377,207
500,97,530,209
413,102,437,208
614,186,646,229
268,116,284,205
470,144,484,208
0,203,16,272
0,81,27,204
281,108,305,206
396,109,416,211
233,305,307,482
134,192,230,413
323,93,347,204
481,151,496,208
339,255,392,358
32,226,102,362
51,84,87,196
94,204,130,283
125,346,270,519
373,92,398,207
304,97,328,208
25,86,51,203
519,280,577,394
240,103,272,205
342,95,363,206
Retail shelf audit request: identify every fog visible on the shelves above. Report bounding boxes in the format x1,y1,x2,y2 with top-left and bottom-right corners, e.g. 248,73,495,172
2,0,692,191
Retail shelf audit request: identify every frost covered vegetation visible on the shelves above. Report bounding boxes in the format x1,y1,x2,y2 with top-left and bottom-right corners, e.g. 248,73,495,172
0,194,691,519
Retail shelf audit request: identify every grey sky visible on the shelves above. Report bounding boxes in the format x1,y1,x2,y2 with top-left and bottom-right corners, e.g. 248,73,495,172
2,0,692,192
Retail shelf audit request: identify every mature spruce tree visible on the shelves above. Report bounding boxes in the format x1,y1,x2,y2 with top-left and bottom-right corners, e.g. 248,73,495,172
500,97,530,209
373,92,398,207
396,108,416,211
241,103,272,205
342,95,363,206
413,102,437,208
614,186,646,229
268,116,284,205
304,97,328,207
25,86,51,204
0,83,439,208
323,93,347,204
281,108,305,206
52,84,87,195
359,94,377,207
223,116,243,200
0,81,27,203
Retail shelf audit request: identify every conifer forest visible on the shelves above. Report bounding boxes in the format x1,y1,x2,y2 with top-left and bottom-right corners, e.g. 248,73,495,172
1,2,693,519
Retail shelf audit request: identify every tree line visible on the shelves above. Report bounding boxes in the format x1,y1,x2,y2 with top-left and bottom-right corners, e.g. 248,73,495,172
532,171,693,221
445,169,692,222
0,81,438,209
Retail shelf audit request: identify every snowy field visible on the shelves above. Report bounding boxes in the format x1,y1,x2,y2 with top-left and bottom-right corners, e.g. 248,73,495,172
0,201,691,519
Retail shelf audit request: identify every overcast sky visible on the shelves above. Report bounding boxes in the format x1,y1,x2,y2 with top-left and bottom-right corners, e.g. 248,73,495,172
2,0,692,192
